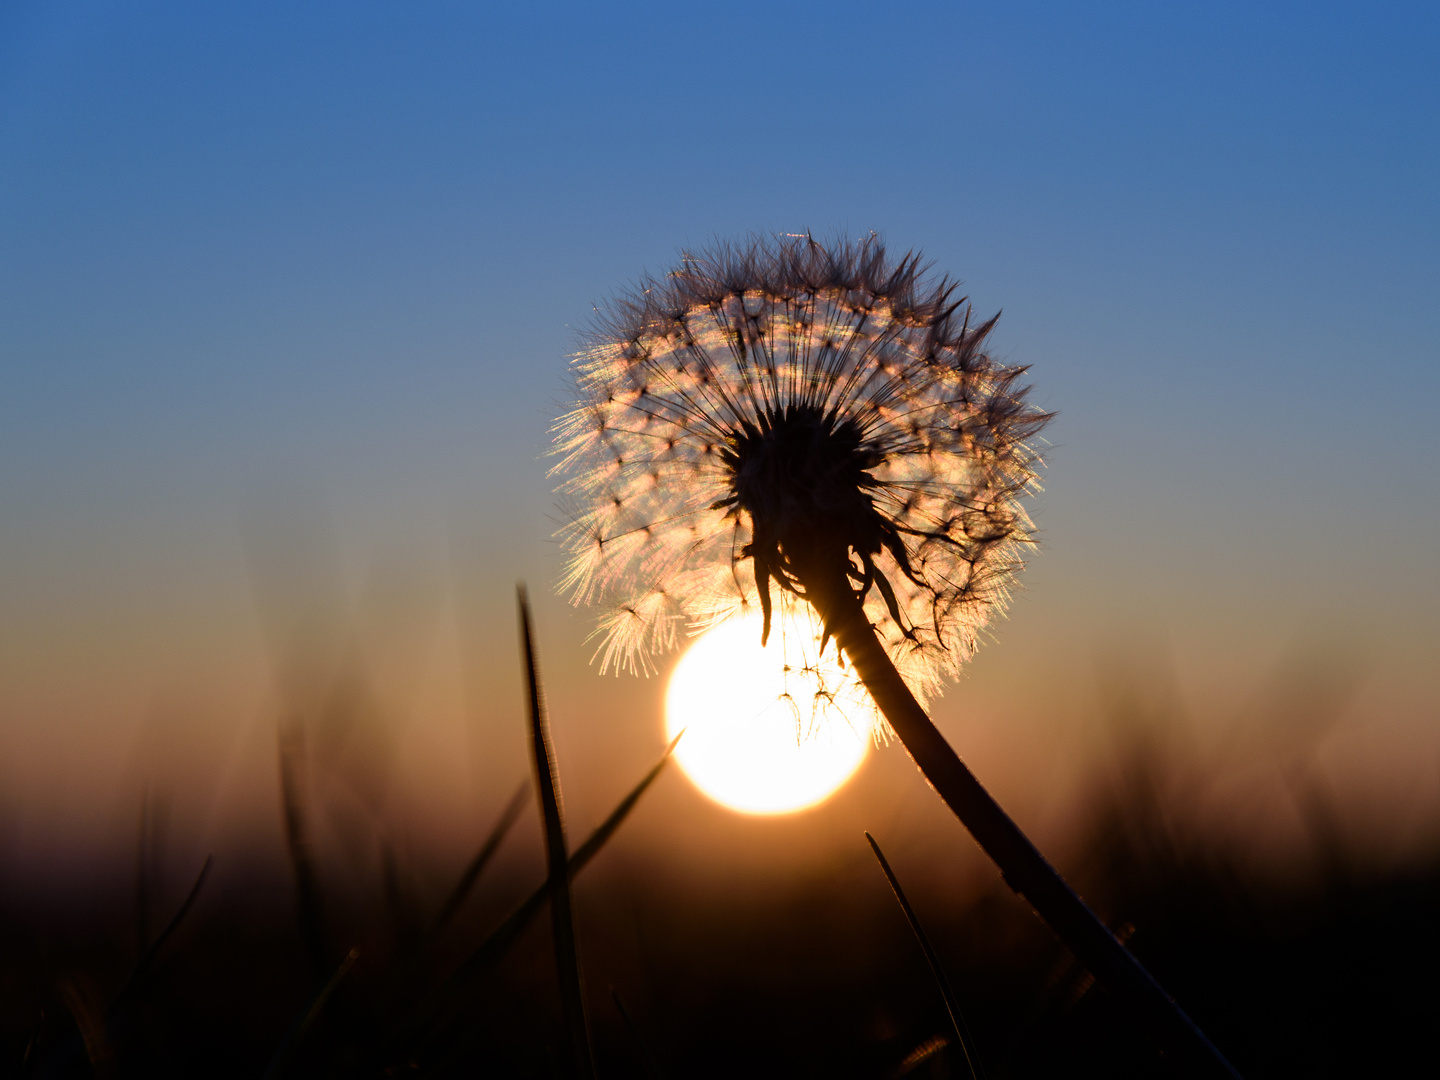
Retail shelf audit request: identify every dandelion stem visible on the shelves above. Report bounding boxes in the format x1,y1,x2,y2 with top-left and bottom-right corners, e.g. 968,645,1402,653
824,584,1240,1079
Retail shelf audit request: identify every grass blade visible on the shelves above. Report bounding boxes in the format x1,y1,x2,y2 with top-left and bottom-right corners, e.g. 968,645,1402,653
430,779,529,936
834,600,1240,1078
397,731,682,1049
262,947,360,1079
866,832,985,1080
110,854,213,1011
376,782,532,1015
456,728,683,986
519,585,596,1080
568,729,682,870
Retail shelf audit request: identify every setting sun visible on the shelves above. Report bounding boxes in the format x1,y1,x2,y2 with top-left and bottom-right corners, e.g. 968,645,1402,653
664,610,874,815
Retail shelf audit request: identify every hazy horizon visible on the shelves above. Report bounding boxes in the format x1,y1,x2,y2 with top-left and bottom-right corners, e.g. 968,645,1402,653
2,1,1436,892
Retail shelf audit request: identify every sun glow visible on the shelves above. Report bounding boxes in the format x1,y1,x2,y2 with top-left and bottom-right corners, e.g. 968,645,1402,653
664,610,874,815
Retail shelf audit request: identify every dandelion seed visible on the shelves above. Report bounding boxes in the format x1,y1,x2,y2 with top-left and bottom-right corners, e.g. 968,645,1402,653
552,233,1049,709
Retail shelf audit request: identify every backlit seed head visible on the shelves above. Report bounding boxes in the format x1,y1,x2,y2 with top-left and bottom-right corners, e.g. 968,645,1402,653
552,233,1050,706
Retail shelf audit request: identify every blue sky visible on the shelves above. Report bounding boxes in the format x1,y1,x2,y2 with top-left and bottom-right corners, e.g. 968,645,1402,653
1,2,1437,851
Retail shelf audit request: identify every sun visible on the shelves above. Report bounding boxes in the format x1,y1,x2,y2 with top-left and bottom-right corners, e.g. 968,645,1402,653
664,610,874,815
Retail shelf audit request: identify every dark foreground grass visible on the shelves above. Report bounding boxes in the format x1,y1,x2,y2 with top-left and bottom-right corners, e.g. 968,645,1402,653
2,605,1434,1078
5,757,1436,1079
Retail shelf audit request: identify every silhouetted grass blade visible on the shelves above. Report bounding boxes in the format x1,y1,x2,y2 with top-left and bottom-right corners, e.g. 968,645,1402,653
110,854,213,1011
375,782,532,1019
430,779,529,936
836,605,1241,1079
133,788,172,958
401,732,681,1046
519,585,596,1080
262,947,359,1079
569,729,681,870
866,833,985,1080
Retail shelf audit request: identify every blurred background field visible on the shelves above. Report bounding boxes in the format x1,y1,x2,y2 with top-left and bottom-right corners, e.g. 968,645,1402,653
1,2,1437,1075
3,620,1437,1076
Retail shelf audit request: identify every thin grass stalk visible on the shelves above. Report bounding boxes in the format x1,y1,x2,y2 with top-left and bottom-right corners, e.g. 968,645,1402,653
429,780,530,936
394,733,680,1055
262,947,360,1080
379,781,534,1013
449,731,682,988
820,582,1240,1079
865,833,984,1080
519,586,597,1080
134,789,170,955
110,855,213,1010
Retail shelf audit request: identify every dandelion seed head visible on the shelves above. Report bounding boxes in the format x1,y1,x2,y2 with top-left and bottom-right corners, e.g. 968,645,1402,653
552,233,1050,706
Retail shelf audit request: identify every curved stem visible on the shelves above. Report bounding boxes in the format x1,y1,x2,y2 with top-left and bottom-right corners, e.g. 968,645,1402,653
823,589,1240,1079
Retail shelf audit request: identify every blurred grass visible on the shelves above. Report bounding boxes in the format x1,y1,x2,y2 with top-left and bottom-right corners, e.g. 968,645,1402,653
2,653,1437,1077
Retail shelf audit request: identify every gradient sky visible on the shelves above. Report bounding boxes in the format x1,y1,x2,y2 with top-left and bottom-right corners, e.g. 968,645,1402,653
2,2,1437,875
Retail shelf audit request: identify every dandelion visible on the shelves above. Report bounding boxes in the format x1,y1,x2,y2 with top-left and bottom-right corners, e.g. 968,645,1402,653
552,234,1239,1078
553,233,1046,710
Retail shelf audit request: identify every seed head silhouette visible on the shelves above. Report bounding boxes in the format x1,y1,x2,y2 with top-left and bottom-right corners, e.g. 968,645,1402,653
551,233,1242,1078
553,233,1048,707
